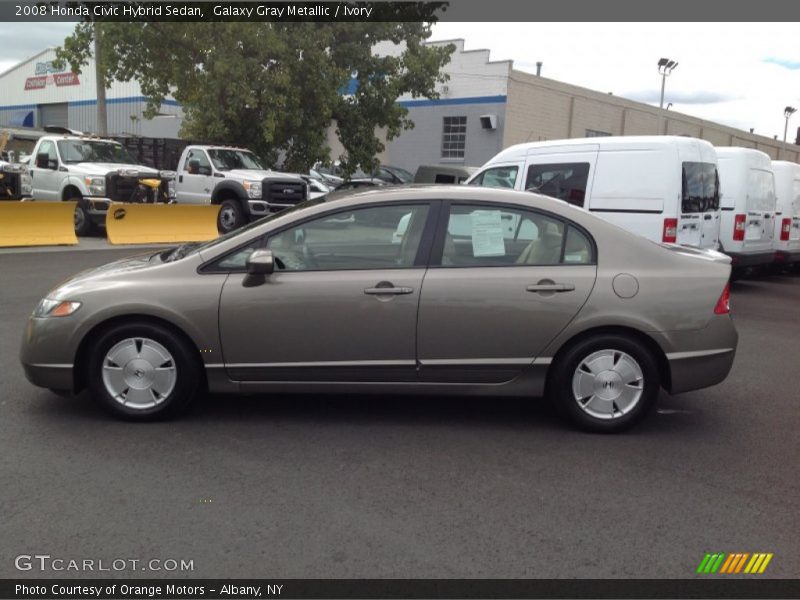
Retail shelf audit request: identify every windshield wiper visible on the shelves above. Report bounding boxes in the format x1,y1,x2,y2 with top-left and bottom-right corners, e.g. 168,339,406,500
163,242,202,262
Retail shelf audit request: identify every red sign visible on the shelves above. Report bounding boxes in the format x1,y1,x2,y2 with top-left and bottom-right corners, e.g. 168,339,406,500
53,72,80,86
23,73,80,90
24,76,46,90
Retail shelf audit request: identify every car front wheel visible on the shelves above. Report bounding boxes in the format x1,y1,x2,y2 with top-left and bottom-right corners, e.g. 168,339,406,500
550,334,660,432
86,323,201,420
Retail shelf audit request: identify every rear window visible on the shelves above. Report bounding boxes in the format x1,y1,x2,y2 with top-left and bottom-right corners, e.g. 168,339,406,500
682,162,719,213
747,170,776,212
525,163,589,207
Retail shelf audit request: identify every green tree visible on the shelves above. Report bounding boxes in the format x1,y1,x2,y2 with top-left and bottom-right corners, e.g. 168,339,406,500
57,20,453,175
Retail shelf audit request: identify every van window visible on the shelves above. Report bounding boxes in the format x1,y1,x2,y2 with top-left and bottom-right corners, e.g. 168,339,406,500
747,170,776,212
435,174,456,184
525,163,590,207
470,166,518,189
681,162,719,213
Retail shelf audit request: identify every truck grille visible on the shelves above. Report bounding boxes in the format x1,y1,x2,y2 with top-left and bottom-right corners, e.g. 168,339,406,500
262,178,307,206
105,174,170,203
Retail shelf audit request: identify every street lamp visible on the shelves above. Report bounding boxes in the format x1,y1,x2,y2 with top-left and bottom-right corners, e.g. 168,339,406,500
783,106,796,146
657,58,678,109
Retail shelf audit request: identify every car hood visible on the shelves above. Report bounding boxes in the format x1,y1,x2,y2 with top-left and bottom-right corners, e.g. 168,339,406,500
70,163,160,176
660,243,732,265
47,250,186,299
222,169,303,182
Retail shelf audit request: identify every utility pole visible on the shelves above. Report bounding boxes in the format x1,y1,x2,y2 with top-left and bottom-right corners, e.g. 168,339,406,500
94,24,108,136
783,106,796,158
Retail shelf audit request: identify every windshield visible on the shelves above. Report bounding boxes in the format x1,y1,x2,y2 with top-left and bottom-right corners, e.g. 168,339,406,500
385,166,413,183
57,140,136,164
208,149,265,171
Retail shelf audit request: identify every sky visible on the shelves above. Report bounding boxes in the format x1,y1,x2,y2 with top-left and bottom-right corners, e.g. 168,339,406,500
2,22,799,140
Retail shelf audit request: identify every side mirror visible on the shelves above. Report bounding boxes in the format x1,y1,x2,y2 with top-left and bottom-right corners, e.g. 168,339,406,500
246,249,275,275
187,159,200,174
36,153,54,169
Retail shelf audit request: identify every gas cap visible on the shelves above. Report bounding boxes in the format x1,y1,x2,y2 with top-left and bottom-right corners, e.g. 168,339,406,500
612,273,639,299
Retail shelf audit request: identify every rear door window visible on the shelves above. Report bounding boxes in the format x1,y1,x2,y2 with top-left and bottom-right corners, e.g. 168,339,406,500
682,162,720,213
525,163,589,207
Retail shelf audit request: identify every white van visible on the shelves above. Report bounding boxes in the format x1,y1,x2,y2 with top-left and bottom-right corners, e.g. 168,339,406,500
771,160,800,266
467,136,721,249
715,148,777,268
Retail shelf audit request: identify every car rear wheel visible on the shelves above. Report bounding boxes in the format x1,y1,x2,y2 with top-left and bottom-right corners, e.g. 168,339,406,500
217,198,245,233
86,323,201,420
551,334,660,432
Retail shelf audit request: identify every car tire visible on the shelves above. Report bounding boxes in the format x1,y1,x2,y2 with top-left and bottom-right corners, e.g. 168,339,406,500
550,334,660,433
71,197,94,237
86,322,201,421
217,198,246,233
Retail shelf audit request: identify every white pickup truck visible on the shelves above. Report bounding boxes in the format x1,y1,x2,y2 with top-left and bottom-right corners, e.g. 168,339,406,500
174,145,310,232
29,133,175,235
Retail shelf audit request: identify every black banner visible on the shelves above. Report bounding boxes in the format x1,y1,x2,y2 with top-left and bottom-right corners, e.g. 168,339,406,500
3,579,800,599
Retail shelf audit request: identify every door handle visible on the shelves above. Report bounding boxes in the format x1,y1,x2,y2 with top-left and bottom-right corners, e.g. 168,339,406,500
364,286,414,295
526,283,575,293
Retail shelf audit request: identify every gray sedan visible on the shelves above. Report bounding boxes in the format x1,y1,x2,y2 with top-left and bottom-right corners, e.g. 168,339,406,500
20,186,737,431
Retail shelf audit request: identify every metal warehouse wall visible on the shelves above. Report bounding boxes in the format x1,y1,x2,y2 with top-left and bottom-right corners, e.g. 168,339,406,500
504,70,800,162
0,47,182,138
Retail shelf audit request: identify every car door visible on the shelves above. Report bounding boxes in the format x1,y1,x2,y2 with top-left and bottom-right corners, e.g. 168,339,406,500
417,201,597,383
217,202,434,382
176,148,214,204
30,140,62,201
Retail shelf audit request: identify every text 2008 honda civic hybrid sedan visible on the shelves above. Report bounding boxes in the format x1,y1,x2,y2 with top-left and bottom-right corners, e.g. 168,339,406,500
21,186,737,432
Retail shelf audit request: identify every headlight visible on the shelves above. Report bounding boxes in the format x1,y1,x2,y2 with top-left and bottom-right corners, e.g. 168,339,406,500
34,298,82,318
84,176,106,196
243,180,262,199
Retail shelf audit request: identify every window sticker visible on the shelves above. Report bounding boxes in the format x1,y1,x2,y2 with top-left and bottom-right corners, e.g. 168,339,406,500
470,210,506,257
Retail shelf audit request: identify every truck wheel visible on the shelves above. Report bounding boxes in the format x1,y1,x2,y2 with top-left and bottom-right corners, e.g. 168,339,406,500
217,199,245,233
71,198,94,236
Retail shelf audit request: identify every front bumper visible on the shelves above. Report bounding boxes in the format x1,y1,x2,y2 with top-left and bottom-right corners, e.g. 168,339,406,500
83,197,112,226
20,316,78,392
650,315,738,395
727,250,776,268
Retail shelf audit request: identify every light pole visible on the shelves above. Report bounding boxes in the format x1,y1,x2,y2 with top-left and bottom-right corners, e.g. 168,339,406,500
657,58,678,109
783,107,796,155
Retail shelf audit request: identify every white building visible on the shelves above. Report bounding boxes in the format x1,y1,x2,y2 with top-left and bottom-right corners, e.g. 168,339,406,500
0,48,182,137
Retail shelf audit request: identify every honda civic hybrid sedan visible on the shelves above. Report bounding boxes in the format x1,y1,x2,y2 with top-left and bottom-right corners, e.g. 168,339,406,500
21,186,737,431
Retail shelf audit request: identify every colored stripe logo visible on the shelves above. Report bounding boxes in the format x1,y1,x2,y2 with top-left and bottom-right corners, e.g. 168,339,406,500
697,553,773,574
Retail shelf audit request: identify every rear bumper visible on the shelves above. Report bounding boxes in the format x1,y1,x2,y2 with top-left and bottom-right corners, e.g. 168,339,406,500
774,249,800,263
651,315,738,395
727,250,776,268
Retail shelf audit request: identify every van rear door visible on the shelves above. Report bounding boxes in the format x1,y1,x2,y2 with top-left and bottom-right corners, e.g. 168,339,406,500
680,161,720,249
743,168,776,253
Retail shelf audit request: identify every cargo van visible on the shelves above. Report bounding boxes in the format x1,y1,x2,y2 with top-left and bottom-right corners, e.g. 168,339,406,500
466,136,721,249
715,148,777,268
770,160,800,266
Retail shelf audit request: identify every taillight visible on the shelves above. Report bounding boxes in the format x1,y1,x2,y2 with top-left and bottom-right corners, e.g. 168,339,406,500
714,283,731,315
733,214,746,241
780,218,791,241
662,218,677,243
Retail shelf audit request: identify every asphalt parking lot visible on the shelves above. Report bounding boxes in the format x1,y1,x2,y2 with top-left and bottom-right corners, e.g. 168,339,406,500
1,247,798,579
